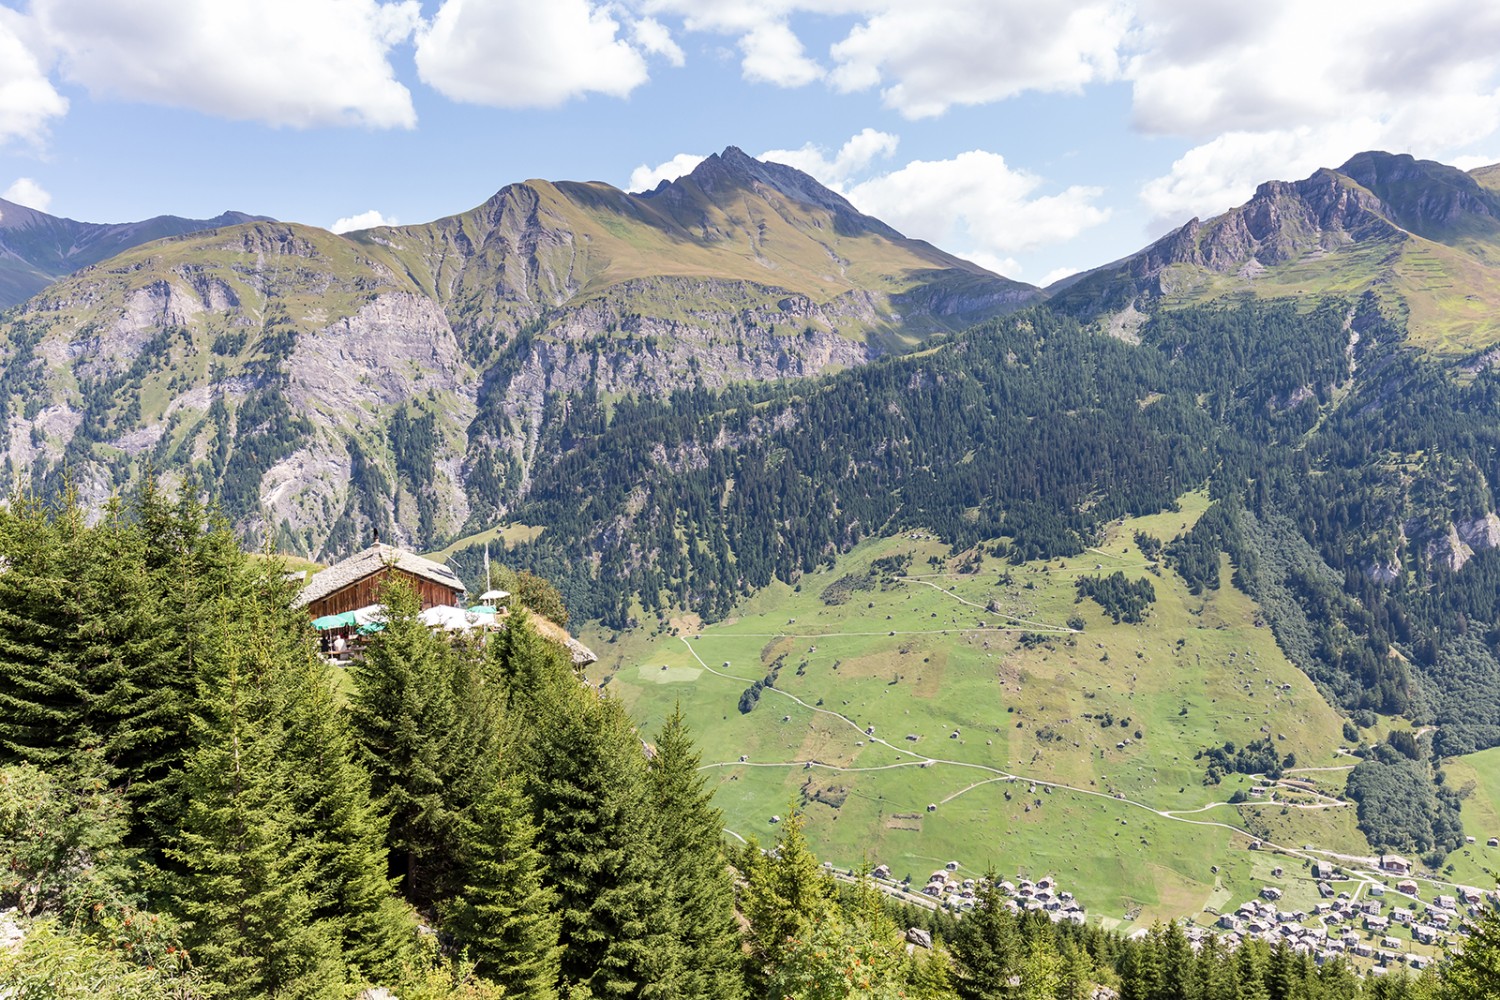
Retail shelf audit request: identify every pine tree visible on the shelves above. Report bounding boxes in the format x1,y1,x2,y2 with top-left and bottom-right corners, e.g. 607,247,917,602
0,496,85,766
164,587,343,998
506,625,673,1000
647,706,746,1000
445,778,562,1000
947,873,1020,1000
348,578,460,905
279,618,418,984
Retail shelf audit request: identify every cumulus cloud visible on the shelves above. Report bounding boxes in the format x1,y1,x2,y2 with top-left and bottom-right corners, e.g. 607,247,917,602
416,0,655,108
3,177,52,211
739,20,823,87
628,152,707,191
330,209,397,233
632,17,685,66
1131,0,1500,222
0,9,67,145
647,0,1126,110
828,0,1127,118
759,127,898,190
31,0,420,128
846,150,1109,264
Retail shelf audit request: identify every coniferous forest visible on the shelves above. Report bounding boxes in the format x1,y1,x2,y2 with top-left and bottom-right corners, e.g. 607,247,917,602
4,487,1500,997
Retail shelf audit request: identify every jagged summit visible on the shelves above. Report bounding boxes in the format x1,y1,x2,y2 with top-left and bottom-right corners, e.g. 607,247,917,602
643,146,902,241
1048,149,1500,354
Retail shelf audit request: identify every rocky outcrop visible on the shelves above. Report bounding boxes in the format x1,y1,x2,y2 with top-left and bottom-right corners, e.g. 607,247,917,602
1457,513,1500,552
1427,523,1477,572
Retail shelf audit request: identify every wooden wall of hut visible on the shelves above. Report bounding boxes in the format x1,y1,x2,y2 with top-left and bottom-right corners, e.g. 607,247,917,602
304,568,462,620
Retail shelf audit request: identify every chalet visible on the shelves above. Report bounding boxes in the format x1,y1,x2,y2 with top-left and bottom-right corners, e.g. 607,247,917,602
1397,879,1420,897
1313,861,1337,881
1413,924,1439,945
297,543,465,618
1381,854,1412,875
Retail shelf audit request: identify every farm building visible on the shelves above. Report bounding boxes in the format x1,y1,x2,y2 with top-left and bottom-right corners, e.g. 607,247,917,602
297,543,466,618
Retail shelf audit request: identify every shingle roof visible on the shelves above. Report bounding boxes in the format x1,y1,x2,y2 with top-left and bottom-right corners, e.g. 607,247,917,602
295,543,465,608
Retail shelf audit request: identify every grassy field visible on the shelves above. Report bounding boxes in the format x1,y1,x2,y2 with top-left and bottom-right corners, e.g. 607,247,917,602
1434,746,1500,891
585,494,1366,926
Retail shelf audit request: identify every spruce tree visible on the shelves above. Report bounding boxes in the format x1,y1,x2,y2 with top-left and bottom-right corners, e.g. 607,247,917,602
445,777,562,1000
506,617,673,1000
741,809,835,988
348,578,460,905
947,873,1020,1000
647,706,746,1000
164,585,343,998
0,496,85,766
123,481,244,849
279,619,418,984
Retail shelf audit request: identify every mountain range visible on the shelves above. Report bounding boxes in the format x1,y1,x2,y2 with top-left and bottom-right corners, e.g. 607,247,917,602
0,197,269,309
3,147,1500,562
12,144,1500,907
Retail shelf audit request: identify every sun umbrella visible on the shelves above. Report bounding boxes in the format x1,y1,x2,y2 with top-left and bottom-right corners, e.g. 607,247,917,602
479,589,510,602
311,611,357,630
419,605,477,631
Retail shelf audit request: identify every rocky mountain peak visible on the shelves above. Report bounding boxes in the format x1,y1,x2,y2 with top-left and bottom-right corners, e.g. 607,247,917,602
647,146,903,240
1336,150,1500,237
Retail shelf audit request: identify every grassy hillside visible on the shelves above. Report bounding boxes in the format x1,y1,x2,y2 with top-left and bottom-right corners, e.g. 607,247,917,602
585,495,1363,926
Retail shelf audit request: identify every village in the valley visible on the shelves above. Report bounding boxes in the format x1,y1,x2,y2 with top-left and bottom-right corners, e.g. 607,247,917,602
835,841,1499,975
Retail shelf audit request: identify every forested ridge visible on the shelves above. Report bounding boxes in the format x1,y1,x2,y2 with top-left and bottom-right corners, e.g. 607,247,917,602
460,298,1498,752
2,493,1498,997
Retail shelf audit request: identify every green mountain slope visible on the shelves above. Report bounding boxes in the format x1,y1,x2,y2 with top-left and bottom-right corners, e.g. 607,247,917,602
0,196,269,309
1049,151,1500,359
0,148,1035,557
588,498,1363,925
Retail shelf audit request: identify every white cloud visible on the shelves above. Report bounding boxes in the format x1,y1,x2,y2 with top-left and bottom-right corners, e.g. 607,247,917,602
1452,154,1500,172
32,0,420,128
632,17,684,67
1041,265,1082,286
846,150,1109,262
739,20,823,87
416,0,651,108
330,209,397,233
1131,0,1500,223
0,9,67,145
649,0,1125,105
628,152,707,192
829,0,1127,118
759,127,898,190
3,177,52,211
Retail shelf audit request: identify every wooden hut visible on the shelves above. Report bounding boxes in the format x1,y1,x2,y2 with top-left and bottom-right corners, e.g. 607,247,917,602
296,543,465,619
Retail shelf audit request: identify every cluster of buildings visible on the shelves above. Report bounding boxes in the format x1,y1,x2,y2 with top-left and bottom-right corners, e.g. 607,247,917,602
869,862,1087,924
1205,867,1495,973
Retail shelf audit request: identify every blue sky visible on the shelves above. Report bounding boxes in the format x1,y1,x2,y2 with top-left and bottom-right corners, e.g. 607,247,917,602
2,0,1500,286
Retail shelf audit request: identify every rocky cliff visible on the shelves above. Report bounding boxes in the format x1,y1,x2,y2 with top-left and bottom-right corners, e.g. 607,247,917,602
1049,152,1500,355
0,148,1037,559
